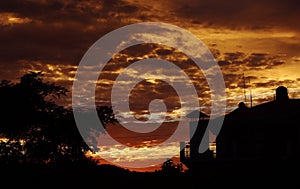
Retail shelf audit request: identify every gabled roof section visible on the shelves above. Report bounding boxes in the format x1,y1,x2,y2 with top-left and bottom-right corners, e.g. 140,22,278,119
186,110,209,119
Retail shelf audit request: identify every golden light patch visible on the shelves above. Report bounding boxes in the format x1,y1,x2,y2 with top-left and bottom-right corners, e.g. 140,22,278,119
0,13,32,26
145,78,157,84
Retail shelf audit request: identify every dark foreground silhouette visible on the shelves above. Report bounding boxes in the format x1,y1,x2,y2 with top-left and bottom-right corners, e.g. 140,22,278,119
0,72,299,187
180,85,300,187
1,159,299,188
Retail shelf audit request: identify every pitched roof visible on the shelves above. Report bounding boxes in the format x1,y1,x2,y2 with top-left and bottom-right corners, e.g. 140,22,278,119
226,99,300,120
186,110,209,119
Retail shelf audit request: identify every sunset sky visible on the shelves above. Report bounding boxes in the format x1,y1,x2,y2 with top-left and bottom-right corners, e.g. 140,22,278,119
1,0,300,171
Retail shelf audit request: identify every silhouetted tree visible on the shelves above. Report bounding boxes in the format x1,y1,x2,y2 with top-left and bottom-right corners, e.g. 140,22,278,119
0,72,67,137
156,159,183,176
0,71,115,165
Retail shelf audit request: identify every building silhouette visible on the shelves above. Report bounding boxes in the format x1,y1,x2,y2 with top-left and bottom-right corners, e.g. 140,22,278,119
180,110,214,167
180,86,300,169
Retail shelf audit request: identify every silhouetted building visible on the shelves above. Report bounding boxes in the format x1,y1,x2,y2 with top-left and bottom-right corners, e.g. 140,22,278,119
180,86,300,169
180,110,213,167
216,86,300,161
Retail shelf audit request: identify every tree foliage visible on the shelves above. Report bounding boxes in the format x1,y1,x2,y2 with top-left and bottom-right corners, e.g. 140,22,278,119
156,159,184,176
0,71,114,165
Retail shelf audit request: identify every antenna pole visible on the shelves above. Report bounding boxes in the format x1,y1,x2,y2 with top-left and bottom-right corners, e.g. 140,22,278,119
250,86,253,108
243,73,247,103
249,77,253,108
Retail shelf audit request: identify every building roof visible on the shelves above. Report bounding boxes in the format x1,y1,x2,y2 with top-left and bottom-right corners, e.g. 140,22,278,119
186,110,209,119
223,86,300,121
225,99,300,121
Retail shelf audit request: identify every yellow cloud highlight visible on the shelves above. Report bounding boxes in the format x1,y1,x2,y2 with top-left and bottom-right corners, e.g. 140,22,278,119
0,13,32,26
92,141,180,163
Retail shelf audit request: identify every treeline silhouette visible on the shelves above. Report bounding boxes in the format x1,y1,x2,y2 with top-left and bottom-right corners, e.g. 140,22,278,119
0,71,101,165
1,71,297,187
0,71,190,187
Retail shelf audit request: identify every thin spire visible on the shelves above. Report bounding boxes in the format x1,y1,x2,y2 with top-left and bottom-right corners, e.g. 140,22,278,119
242,72,247,103
249,78,253,108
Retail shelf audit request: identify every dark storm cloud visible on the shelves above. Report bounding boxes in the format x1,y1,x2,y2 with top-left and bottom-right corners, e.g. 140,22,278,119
128,80,181,116
217,50,289,91
217,51,286,70
253,79,296,88
1,0,299,65
154,48,174,56
222,73,258,90
0,0,64,19
0,0,140,23
244,53,285,70
224,52,245,63
0,0,143,66
172,0,300,30
223,73,247,89
1,0,298,112
217,52,245,67
217,60,229,67
0,22,93,64
0,0,296,70
209,47,221,59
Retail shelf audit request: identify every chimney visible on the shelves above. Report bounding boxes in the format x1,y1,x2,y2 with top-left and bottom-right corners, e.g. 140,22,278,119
275,86,289,101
